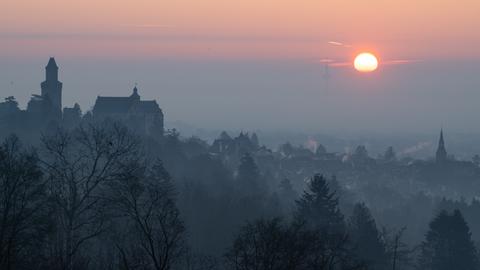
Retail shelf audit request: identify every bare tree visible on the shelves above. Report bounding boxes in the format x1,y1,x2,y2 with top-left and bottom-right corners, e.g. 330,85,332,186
183,250,219,270
112,160,185,270
0,135,46,270
225,218,288,270
382,227,415,270
225,218,329,270
41,122,140,270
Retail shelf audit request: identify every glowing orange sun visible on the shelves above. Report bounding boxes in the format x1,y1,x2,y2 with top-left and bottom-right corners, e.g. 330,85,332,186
354,53,378,72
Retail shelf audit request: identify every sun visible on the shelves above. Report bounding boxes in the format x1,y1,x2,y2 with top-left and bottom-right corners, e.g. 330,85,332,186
354,52,378,72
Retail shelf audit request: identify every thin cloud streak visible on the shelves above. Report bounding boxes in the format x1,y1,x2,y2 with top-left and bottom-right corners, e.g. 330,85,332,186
127,24,176,29
383,59,423,65
313,58,423,68
328,41,352,48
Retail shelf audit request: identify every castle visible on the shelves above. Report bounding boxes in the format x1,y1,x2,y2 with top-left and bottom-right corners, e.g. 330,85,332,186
0,58,164,137
92,86,164,136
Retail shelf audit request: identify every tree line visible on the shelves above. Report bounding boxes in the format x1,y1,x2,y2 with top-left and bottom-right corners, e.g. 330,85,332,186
0,123,478,269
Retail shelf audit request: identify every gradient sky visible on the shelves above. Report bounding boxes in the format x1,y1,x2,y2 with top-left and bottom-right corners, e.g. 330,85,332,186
1,0,480,133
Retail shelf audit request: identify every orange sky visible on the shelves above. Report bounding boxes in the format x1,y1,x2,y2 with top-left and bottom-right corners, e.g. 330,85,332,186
1,0,480,60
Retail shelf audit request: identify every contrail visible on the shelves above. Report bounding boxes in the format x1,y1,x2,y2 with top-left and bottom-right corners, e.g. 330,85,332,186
383,59,423,65
328,41,344,46
123,24,175,29
328,41,352,48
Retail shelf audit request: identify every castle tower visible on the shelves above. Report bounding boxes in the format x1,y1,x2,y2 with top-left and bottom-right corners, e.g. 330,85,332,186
436,129,447,163
41,57,63,111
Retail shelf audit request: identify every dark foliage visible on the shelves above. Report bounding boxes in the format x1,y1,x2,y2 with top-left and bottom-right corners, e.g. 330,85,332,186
418,209,479,270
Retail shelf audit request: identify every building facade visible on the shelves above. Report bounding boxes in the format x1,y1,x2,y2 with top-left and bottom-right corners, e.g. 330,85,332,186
92,86,164,137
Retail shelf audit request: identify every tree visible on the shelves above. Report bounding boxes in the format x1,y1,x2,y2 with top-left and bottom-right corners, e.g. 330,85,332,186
226,218,288,270
383,146,396,162
237,153,264,195
41,122,140,270
279,143,294,157
295,174,344,232
418,209,479,270
315,144,327,156
278,178,298,215
472,154,480,166
113,160,185,270
384,227,412,270
250,133,259,149
353,146,368,160
348,203,387,270
226,216,365,270
225,218,318,270
294,174,363,270
0,135,46,270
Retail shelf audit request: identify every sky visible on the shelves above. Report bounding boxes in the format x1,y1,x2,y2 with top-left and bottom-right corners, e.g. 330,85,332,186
1,0,480,133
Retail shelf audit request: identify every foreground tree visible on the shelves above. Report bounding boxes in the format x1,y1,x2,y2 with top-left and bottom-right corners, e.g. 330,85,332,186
237,153,264,196
41,122,140,269
0,135,46,270
226,216,366,270
226,218,289,270
295,174,345,233
113,161,185,270
225,218,317,270
418,209,479,270
294,174,363,270
384,227,412,270
348,203,387,270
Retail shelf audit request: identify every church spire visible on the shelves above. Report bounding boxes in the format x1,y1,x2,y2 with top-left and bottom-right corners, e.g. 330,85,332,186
436,129,447,163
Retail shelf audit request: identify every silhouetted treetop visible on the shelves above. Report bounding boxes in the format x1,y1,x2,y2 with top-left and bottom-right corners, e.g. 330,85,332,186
295,174,345,233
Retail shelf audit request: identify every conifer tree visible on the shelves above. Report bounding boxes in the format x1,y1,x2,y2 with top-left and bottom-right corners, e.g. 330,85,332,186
348,203,388,270
383,146,396,162
295,174,345,232
295,174,363,270
237,153,263,195
418,209,479,270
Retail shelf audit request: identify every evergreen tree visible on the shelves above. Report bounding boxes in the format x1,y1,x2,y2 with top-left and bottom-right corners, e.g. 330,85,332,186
279,142,294,157
279,178,297,202
315,144,327,156
348,203,388,270
418,209,479,270
237,153,263,195
279,178,298,215
294,174,364,270
251,133,260,149
295,174,345,232
353,145,369,160
383,146,397,162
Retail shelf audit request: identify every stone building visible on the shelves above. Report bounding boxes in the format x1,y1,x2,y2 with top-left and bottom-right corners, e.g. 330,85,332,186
0,57,65,132
0,57,164,138
92,86,164,137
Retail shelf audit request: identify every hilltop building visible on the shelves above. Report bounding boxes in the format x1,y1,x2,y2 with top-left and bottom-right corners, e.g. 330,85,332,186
0,57,66,131
26,57,63,120
92,86,164,137
211,131,259,156
41,57,63,112
0,58,164,138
